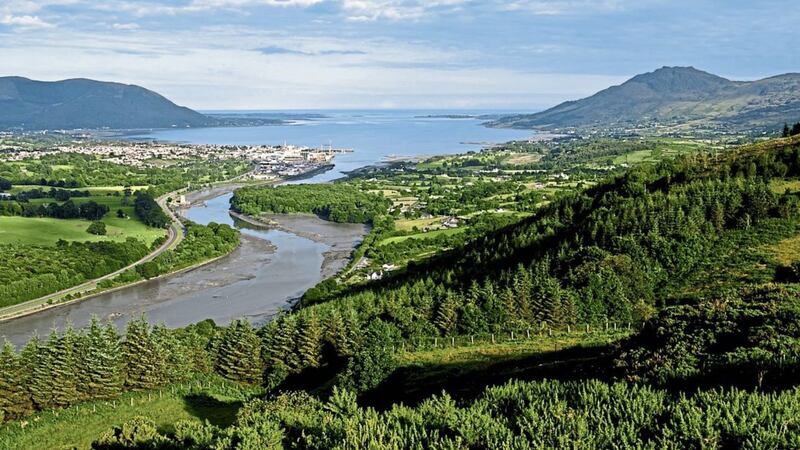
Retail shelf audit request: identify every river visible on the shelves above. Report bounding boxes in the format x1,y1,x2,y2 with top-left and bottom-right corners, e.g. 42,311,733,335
0,111,531,346
0,191,367,346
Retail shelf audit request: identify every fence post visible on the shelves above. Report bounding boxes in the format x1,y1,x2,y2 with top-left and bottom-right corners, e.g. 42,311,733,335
567,324,571,334
470,335,474,345
586,324,590,333
526,328,530,339
614,322,617,331
451,337,455,347
548,327,552,337
491,333,495,344
434,337,438,348
511,331,515,341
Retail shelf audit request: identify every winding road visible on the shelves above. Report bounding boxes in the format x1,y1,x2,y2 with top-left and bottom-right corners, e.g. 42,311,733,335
0,189,185,322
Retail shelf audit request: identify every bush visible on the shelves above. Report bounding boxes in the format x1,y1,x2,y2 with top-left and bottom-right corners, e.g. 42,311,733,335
86,221,107,236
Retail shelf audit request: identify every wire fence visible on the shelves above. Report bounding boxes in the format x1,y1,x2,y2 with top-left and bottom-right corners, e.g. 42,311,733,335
392,322,638,353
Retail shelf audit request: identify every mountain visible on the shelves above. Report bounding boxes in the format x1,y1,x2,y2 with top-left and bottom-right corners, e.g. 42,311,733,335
0,77,215,130
491,67,800,132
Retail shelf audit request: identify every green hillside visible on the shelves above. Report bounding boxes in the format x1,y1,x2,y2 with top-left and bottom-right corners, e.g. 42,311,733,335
4,136,800,448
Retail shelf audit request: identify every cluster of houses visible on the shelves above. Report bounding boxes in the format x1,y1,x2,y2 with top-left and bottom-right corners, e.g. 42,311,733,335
0,141,349,171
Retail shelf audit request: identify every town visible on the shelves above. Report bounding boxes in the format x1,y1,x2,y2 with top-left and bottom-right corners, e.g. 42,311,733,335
0,140,351,178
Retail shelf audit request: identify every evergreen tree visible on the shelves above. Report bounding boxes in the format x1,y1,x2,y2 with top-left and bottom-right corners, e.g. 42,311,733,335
215,320,263,384
298,312,324,368
512,264,533,321
29,332,57,410
153,324,188,383
79,318,123,400
50,327,80,408
783,123,790,137
0,341,31,420
262,316,301,373
433,291,459,335
16,338,38,416
123,317,164,390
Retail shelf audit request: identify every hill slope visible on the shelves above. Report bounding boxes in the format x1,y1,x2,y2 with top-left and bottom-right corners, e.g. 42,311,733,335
492,66,800,132
0,77,214,130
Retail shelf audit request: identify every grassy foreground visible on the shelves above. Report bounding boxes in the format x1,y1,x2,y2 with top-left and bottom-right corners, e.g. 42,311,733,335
0,376,260,450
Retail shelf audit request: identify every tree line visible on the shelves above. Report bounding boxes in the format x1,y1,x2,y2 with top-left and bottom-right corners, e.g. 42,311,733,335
782,122,800,137
232,184,390,224
133,192,170,228
0,199,109,221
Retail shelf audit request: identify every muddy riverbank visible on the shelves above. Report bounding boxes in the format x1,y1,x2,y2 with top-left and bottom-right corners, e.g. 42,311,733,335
0,190,367,347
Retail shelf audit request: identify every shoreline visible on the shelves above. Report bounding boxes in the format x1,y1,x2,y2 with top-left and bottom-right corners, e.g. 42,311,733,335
0,174,263,324
230,210,368,278
0,244,246,324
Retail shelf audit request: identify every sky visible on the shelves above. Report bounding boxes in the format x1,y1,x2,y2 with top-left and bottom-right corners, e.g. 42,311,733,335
0,0,797,110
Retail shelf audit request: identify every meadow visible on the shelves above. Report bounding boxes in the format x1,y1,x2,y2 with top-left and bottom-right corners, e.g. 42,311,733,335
0,190,164,246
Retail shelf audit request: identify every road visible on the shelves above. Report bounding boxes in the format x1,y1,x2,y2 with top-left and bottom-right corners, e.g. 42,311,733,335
0,189,185,322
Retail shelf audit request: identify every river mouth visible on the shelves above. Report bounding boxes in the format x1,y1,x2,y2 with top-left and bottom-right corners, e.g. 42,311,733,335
0,189,367,347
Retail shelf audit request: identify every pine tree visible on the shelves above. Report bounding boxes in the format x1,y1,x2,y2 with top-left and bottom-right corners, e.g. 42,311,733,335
433,291,459,335
512,264,533,321
79,318,123,400
215,320,263,384
16,338,37,416
0,341,31,420
324,309,347,355
153,324,188,383
783,123,790,138
337,310,362,356
263,316,301,373
123,317,164,390
298,312,324,369
501,287,516,324
29,332,57,410
50,327,80,408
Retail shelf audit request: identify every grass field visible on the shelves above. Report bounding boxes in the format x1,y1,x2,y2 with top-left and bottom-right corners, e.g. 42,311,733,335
394,216,445,231
0,194,165,246
379,227,464,245
0,377,258,450
365,330,629,407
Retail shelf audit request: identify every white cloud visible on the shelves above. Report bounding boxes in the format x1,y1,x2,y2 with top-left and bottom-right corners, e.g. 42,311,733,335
0,15,54,29
100,0,325,17
341,0,468,22
501,0,652,15
112,23,140,30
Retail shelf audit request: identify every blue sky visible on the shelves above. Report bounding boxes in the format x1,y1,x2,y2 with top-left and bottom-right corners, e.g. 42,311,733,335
0,0,797,110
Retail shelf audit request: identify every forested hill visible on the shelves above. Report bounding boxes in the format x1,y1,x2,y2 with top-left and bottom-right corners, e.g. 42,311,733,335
307,135,800,328
491,66,800,132
0,77,214,130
